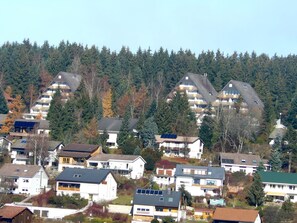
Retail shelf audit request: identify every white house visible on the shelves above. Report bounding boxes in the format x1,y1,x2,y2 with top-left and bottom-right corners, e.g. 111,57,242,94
175,164,225,197
269,119,287,146
45,141,64,167
153,160,176,188
0,136,12,152
220,152,270,175
259,171,297,203
132,189,182,223
155,134,204,159
98,118,138,148
87,154,146,179
0,164,48,195
213,208,261,223
56,168,117,202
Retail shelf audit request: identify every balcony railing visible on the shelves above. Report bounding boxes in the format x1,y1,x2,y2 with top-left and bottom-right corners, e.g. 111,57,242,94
58,186,80,191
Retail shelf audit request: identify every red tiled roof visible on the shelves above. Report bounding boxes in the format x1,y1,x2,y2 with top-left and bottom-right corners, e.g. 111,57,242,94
213,208,259,222
155,160,176,169
0,206,31,219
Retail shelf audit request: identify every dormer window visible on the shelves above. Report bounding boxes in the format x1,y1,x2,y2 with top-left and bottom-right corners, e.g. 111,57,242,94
73,174,82,178
185,76,188,80
241,159,246,163
229,83,233,87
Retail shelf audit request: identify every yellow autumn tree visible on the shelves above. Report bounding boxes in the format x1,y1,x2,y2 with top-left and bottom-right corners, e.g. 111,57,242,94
0,95,25,133
102,88,114,117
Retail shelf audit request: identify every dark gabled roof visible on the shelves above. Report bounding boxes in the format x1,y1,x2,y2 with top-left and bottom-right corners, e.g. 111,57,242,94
62,143,99,153
48,141,63,151
220,152,268,166
133,189,181,208
175,164,225,180
213,208,259,222
56,168,112,184
259,171,297,185
52,72,82,92
222,80,264,110
168,73,218,103
58,151,92,158
155,160,177,169
98,118,139,132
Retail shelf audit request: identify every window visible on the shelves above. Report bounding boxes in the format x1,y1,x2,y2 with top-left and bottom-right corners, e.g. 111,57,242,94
159,197,164,202
290,196,294,200
63,158,70,163
42,210,48,217
23,179,29,183
289,186,295,190
73,174,82,178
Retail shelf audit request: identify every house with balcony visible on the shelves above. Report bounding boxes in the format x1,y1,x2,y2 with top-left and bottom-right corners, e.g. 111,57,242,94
87,154,145,179
212,80,264,118
153,160,176,189
220,152,270,175
24,72,82,119
10,139,30,165
175,164,225,197
155,134,204,159
58,143,101,171
56,168,117,202
131,188,182,223
0,163,48,195
10,119,50,138
167,73,218,125
98,117,138,148
259,171,297,202
213,208,261,223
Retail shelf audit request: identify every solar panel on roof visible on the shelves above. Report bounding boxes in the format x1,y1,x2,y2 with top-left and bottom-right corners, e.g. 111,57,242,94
161,134,177,139
136,189,141,194
154,191,159,195
141,189,145,194
222,159,234,164
158,191,162,195
150,190,154,195
145,190,150,194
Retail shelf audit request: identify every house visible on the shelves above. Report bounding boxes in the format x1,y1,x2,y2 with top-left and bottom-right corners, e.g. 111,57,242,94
58,143,101,171
175,164,225,197
0,205,33,223
156,134,204,159
56,168,117,202
153,160,176,189
23,72,82,119
259,171,297,202
269,119,287,145
131,188,182,223
0,163,48,195
0,114,7,130
10,119,50,138
98,117,138,148
10,139,30,165
0,136,12,152
212,80,264,117
212,207,261,223
194,208,213,221
220,152,270,175
45,141,64,167
167,73,218,125
87,154,146,179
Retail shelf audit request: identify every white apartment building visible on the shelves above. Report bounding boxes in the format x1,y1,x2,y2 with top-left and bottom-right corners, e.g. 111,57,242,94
56,168,117,202
175,165,225,197
87,154,146,179
220,152,270,175
155,134,204,159
153,160,176,188
0,164,48,195
259,171,297,202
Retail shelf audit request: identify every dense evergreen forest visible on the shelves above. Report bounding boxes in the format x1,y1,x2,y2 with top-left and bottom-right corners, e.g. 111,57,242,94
0,40,296,149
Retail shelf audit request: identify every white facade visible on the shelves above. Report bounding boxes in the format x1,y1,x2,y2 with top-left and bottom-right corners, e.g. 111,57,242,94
175,176,223,197
2,167,49,195
87,155,146,179
56,173,117,202
156,135,204,159
262,182,297,202
153,167,176,188
105,132,118,148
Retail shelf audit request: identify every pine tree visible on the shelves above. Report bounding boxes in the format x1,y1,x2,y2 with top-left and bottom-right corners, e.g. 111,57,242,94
0,89,8,114
117,108,131,148
269,136,282,172
102,88,114,117
155,101,173,134
199,116,214,149
286,92,297,129
247,172,265,207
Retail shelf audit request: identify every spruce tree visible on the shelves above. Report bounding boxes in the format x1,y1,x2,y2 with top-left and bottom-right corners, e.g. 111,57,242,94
140,117,158,148
0,89,8,114
155,101,173,134
199,116,214,149
269,136,282,172
247,172,265,207
117,108,131,148
286,92,297,129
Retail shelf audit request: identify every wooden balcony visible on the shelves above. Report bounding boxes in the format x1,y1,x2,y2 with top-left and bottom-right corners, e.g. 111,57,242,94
58,186,80,191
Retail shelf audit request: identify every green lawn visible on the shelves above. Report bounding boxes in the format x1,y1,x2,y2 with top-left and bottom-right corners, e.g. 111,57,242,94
111,194,133,205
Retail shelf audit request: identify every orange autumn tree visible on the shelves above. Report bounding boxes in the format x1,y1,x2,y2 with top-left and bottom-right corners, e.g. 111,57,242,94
102,88,114,117
0,95,25,133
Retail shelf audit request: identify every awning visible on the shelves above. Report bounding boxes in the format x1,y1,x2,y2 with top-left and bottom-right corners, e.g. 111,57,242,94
266,192,286,196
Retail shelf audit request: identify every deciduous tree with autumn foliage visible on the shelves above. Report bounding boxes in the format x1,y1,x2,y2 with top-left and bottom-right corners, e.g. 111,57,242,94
102,88,114,117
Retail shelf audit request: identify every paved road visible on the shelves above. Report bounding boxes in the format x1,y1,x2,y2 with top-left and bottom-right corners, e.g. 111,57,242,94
108,204,132,214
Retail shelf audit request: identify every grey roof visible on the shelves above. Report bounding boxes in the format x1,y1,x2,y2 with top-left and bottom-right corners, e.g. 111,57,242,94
269,128,287,139
133,189,181,208
52,72,82,92
175,164,225,180
0,164,44,178
11,139,27,150
0,114,7,124
220,152,268,166
48,141,63,151
88,154,146,163
62,143,99,152
223,80,264,110
169,73,218,103
98,118,139,132
56,168,112,184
